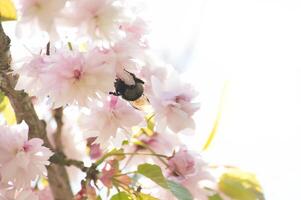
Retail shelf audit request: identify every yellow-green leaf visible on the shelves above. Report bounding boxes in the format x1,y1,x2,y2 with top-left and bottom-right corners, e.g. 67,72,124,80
111,192,132,200
137,163,168,189
0,0,17,21
218,168,265,200
0,96,16,125
136,193,159,200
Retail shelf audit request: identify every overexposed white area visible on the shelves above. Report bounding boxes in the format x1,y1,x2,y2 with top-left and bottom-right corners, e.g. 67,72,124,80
144,0,301,200
2,0,301,199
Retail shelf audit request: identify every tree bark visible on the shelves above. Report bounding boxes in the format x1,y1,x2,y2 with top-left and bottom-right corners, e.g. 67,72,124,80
0,22,74,200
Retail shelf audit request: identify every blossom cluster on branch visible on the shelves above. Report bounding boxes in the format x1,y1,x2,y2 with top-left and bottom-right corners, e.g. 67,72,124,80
0,0,265,200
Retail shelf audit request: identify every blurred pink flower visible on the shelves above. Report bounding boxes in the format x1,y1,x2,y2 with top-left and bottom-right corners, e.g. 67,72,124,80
37,187,54,200
161,147,214,200
15,54,48,98
80,96,143,145
149,72,200,132
89,143,103,160
17,0,66,36
0,122,53,189
64,0,129,41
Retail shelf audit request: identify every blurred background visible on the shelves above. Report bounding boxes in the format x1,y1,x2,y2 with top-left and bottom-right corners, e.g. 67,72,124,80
3,0,301,199
142,0,301,199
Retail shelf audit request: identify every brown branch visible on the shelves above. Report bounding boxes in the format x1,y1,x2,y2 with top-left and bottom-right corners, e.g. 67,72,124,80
53,107,64,151
0,23,73,200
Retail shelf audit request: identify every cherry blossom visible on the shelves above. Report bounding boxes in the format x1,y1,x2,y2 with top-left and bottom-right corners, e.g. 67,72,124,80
14,54,48,98
43,48,115,107
0,185,39,200
37,187,54,200
0,122,53,189
17,0,66,37
64,0,130,41
120,17,149,42
79,96,143,144
155,147,214,200
149,72,200,132
99,160,131,188
16,48,115,107
102,34,148,83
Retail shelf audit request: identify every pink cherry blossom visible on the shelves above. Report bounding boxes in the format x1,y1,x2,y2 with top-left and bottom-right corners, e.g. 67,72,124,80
0,185,39,200
152,147,213,200
37,187,54,200
122,131,180,168
17,48,115,107
149,71,200,132
14,54,48,98
79,96,143,144
89,143,103,160
102,34,147,82
64,0,130,41
120,17,149,42
137,131,180,155
99,159,131,188
17,0,66,36
139,54,169,94
42,49,115,107
0,122,53,189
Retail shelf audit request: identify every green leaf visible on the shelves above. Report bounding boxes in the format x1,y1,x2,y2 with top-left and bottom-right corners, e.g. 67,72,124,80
136,193,159,200
137,163,168,188
111,192,132,200
167,180,193,200
218,168,265,200
146,114,155,132
0,0,17,21
208,194,223,200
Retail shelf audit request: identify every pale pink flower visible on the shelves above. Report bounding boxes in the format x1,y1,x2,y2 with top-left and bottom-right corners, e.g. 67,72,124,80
149,72,200,132
17,0,66,36
137,131,180,155
120,17,149,41
99,160,131,188
29,48,115,107
37,187,54,200
15,189,39,200
103,34,147,81
0,122,53,189
64,0,130,41
89,143,103,160
14,54,48,98
79,96,143,145
122,131,180,168
152,147,213,200
139,55,169,94
0,185,39,200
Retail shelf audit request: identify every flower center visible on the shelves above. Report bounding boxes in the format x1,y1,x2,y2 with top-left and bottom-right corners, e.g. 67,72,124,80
73,69,82,80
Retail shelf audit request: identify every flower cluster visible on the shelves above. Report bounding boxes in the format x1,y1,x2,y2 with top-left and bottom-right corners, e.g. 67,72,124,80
0,0,250,199
0,123,52,199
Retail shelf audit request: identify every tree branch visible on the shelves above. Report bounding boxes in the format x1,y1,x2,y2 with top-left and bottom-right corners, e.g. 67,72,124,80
53,107,64,151
0,22,74,200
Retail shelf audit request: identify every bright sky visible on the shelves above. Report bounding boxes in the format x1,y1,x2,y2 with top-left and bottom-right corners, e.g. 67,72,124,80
145,0,301,199
3,0,301,199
